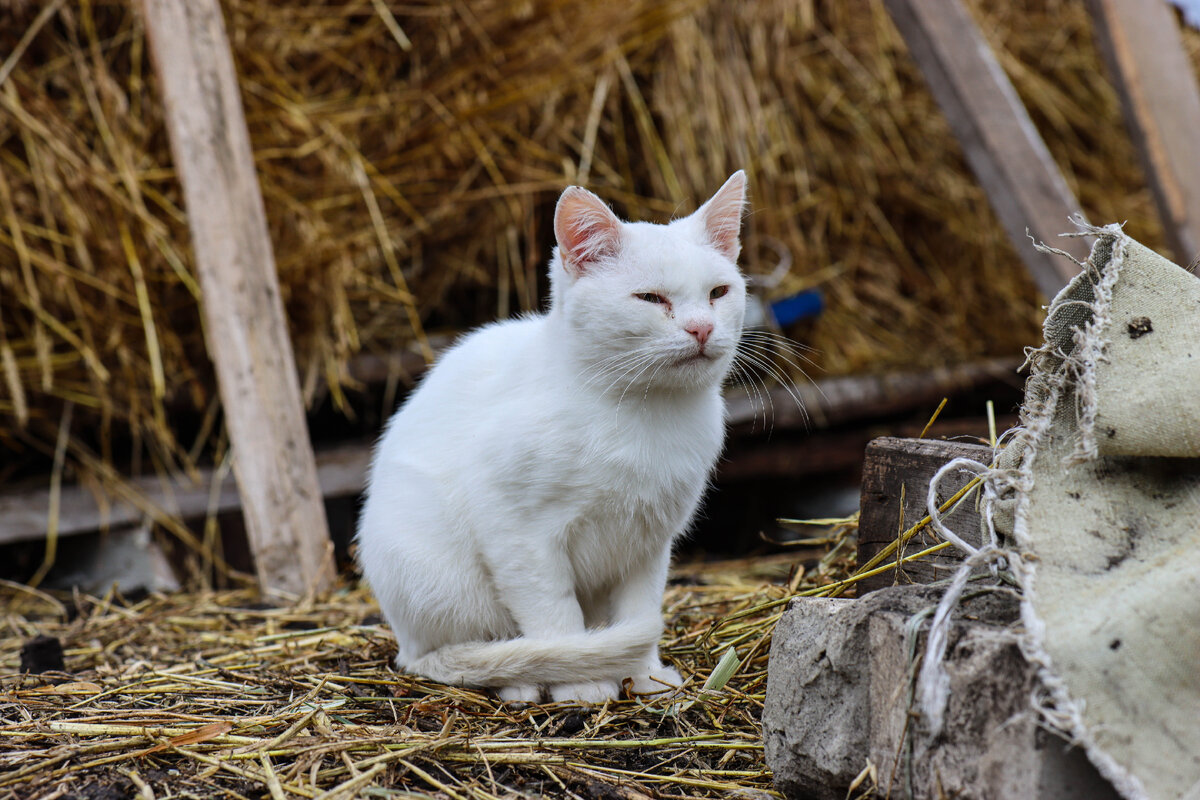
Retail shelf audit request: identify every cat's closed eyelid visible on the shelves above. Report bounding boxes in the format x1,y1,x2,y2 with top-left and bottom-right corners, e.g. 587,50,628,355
634,292,669,305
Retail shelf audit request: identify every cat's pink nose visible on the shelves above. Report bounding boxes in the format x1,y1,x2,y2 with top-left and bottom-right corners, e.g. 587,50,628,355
686,321,713,347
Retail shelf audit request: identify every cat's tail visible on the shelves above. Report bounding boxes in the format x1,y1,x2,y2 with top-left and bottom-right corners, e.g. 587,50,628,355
405,618,661,688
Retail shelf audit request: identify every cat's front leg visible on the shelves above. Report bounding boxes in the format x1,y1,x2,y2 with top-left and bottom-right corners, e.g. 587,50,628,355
485,537,619,704
498,685,542,704
608,548,682,696
549,679,621,704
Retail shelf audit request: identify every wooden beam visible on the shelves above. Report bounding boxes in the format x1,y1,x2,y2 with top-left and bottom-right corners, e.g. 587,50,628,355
0,444,369,547
856,436,990,594
0,358,1018,546
719,413,1016,482
140,0,333,597
884,0,1090,297
1088,0,1200,264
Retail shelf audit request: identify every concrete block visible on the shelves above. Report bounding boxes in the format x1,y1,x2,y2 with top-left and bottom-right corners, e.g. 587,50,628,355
763,585,1120,799
48,525,180,595
763,587,940,799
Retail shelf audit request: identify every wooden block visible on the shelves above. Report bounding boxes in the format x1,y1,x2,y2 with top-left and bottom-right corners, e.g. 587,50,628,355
857,437,992,594
884,0,1090,297
141,0,333,597
1088,0,1200,264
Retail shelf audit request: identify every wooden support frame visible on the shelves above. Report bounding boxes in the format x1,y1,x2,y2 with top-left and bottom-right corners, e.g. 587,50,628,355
141,0,333,597
1088,0,1200,265
884,0,1091,297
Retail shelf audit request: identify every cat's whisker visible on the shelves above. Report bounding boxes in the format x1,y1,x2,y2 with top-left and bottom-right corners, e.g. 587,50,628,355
580,359,633,391
739,328,820,357
736,366,770,430
737,341,825,408
734,348,803,400
616,352,665,410
639,360,670,405
737,329,827,404
579,346,658,391
738,331,823,376
727,359,773,435
594,350,660,399
738,333,825,393
733,347,812,428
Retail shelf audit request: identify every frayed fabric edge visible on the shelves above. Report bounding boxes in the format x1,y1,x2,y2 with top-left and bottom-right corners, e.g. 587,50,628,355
1006,371,1148,800
1031,219,1128,463
914,221,1148,800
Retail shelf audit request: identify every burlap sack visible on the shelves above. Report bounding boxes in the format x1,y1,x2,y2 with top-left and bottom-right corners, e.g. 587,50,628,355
999,224,1200,800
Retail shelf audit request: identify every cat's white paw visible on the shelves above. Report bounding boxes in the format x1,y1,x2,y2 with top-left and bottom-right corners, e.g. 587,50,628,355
550,680,620,704
498,684,542,704
629,664,683,696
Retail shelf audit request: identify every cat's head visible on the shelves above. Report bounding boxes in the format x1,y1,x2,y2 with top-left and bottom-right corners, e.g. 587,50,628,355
549,172,748,395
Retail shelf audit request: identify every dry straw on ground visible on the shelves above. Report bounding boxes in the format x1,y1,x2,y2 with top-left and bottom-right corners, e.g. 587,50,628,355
0,551,861,800
0,0,1191,499
0,441,982,798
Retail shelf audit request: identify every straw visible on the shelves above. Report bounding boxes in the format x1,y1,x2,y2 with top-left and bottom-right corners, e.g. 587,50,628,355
0,556,815,798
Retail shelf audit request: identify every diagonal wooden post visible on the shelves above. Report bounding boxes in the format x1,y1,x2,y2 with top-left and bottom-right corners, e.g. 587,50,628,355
141,0,334,597
1088,0,1200,265
884,0,1091,298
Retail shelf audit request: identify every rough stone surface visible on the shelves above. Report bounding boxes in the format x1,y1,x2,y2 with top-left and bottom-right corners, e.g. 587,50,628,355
48,525,180,595
763,586,942,799
763,584,1120,800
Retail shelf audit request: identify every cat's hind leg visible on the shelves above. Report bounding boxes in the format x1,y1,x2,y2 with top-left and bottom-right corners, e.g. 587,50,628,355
358,465,513,679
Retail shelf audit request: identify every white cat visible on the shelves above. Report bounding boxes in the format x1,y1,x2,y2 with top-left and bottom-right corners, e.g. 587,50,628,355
357,172,748,703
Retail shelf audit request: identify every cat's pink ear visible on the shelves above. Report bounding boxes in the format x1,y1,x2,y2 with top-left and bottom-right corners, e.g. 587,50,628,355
698,170,747,261
555,186,623,275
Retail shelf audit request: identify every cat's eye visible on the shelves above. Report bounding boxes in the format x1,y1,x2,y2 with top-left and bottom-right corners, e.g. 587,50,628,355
635,292,669,305
710,285,730,300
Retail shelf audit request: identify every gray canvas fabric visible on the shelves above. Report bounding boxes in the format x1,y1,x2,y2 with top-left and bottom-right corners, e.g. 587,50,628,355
992,225,1200,799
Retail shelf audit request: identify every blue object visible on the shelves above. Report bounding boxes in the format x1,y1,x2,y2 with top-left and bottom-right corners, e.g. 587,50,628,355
769,288,824,326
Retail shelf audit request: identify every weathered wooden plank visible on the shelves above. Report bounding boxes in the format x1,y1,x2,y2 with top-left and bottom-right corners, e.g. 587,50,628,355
1088,0,1200,264
884,0,1090,296
141,0,333,596
856,436,991,594
1,360,1017,545
0,444,370,547
0,361,1017,546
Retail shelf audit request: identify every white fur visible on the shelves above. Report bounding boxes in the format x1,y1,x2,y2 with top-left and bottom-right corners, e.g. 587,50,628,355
357,172,748,703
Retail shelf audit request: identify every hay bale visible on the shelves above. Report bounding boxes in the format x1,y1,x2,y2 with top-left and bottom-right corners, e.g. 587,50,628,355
0,0,1191,551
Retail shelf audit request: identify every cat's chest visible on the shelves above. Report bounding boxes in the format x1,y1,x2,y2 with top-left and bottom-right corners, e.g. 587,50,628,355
585,399,721,486
564,402,722,534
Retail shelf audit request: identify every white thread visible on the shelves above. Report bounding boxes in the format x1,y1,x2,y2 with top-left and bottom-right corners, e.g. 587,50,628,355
924,457,989,556
915,456,1004,736
914,547,1002,737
